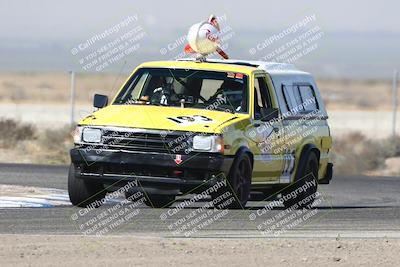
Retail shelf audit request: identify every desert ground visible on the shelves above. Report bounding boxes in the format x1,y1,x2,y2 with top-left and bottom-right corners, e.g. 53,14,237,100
1,235,399,267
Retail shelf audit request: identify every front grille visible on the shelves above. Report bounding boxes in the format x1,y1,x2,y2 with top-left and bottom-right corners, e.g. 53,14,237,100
80,128,193,153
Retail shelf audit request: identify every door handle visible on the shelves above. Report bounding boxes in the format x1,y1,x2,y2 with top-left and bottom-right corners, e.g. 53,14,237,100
273,127,280,138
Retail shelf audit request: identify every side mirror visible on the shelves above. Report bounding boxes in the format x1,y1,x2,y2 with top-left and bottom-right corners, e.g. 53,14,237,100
93,94,108,108
260,107,279,122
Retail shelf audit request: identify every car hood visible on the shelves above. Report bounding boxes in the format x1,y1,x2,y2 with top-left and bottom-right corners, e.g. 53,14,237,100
79,105,248,133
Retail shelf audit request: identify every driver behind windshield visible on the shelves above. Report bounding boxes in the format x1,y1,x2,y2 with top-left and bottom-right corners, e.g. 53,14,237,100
207,80,245,112
140,76,178,105
114,68,248,114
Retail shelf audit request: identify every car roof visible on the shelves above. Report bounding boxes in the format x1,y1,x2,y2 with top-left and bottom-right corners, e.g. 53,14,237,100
138,60,257,74
177,58,311,76
138,58,310,76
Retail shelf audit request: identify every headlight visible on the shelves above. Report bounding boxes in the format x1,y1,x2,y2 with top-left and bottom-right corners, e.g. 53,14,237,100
82,128,102,143
192,135,224,153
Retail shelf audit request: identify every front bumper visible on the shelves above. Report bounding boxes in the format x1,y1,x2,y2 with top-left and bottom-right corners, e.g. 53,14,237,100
70,148,233,194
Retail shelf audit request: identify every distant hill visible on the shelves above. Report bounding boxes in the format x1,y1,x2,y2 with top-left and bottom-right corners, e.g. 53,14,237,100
0,30,399,79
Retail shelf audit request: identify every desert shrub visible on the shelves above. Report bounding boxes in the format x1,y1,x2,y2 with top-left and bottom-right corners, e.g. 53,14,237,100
0,118,36,148
377,136,400,158
332,132,400,175
37,126,74,164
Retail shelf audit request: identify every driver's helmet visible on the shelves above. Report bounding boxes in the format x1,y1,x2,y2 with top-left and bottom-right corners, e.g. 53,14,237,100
220,80,243,108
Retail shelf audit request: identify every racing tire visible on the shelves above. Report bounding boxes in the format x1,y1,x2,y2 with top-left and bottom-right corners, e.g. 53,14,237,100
211,153,252,209
143,194,175,208
282,152,318,209
68,163,106,208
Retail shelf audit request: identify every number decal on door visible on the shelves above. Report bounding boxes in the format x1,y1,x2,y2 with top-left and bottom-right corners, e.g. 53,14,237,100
280,151,295,183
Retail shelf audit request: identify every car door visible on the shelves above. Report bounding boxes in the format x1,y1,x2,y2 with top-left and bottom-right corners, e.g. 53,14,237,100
247,74,284,183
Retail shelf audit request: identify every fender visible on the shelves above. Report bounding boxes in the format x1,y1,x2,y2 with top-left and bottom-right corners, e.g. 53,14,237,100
294,144,320,181
222,146,254,183
233,146,254,169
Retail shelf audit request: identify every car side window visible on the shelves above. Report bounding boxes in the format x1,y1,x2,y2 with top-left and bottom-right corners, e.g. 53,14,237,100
299,85,318,111
254,77,273,119
282,84,319,114
282,84,300,113
293,86,305,112
258,77,272,108
253,78,264,119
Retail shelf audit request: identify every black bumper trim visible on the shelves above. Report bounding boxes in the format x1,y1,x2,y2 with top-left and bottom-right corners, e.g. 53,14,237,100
71,148,231,170
319,162,333,184
70,148,234,187
80,172,212,186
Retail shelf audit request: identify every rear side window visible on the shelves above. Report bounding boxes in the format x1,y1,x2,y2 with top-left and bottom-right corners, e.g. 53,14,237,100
299,85,318,111
282,84,319,114
292,86,305,111
281,85,291,110
282,84,303,114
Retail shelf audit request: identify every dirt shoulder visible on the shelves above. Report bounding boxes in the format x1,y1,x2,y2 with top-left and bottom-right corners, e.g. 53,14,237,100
1,235,399,266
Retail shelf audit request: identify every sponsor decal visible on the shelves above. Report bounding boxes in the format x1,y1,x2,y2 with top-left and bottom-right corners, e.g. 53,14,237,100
175,154,183,165
235,73,243,79
226,72,235,78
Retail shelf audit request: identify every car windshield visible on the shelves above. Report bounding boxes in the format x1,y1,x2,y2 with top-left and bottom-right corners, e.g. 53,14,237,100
113,68,249,113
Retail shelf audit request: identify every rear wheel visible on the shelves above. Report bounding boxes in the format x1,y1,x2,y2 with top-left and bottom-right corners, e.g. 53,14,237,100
282,152,318,209
68,164,106,208
212,153,252,209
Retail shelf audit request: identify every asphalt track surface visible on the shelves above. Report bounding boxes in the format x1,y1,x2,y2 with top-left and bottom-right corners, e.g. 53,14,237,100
1,163,400,238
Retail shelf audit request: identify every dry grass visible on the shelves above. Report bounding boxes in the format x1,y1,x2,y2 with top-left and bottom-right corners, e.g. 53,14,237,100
0,72,127,104
0,118,36,148
35,126,74,164
332,132,400,175
0,119,73,164
316,79,396,111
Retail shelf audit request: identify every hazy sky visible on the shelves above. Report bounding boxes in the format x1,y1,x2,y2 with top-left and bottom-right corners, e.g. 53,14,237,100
0,0,399,78
1,0,399,40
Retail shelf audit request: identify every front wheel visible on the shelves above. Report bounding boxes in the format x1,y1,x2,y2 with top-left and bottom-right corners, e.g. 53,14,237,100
211,153,252,209
68,164,106,208
143,194,175,208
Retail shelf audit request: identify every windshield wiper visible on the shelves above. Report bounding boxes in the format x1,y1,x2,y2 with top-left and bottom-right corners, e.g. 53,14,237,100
210,105,235,114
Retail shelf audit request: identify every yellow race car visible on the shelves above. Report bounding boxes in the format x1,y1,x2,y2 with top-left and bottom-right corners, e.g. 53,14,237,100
69,59,333,209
